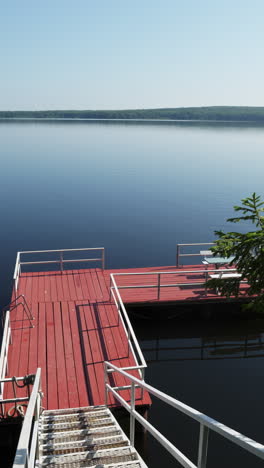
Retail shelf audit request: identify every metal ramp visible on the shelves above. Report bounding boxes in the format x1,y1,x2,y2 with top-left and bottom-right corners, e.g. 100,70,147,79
36,405,147,467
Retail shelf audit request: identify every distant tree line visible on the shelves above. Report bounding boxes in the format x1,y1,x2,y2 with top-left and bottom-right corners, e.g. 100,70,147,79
2,106,264,121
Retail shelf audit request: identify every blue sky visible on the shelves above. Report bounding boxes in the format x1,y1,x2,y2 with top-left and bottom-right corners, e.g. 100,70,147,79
1,0,264,110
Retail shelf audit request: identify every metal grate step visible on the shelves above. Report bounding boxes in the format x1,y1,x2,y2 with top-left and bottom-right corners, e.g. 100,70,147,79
41,417,114,433
41,435,128,456
39,462,142,468
39,461,142,468
40,426,122,444
42,410,110,424
42,406,106,417
38,446,139,466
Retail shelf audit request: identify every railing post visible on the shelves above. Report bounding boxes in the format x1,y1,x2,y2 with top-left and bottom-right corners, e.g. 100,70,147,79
9,313,12,345
18,252,21,281
128,326,131,356
13,252,20,300
104,363,109,407
102,248,105,270
109,276,112,301
130,382,135,447
34,392,41,461
60,252,63,272
117,302,120,326
197,424,209,468
140,367,145,400
13,279,17,300
157,273,161,300
176,244,180,267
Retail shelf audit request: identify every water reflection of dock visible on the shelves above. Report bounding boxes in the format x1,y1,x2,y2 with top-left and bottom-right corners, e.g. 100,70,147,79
137,320,264,362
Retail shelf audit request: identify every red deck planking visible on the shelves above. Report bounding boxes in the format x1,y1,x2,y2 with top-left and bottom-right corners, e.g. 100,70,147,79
4,267,155,411
104,264,249,305
4,263,247,412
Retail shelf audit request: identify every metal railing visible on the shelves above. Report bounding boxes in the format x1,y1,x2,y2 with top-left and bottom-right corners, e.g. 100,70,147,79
105,362,264,468
0,299,33,402
13,252,21,293
13,247,105,294
3,295,34,329
13,368,42,468
110,267,243,301
0,310,11,400
176,242,214,267
109,274,147,379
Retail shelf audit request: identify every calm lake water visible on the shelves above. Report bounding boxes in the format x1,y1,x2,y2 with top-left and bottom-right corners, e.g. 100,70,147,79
1,120,264,467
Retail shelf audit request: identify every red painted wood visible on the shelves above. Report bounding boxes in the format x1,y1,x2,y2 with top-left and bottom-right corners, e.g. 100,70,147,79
4,275,27,406
46,303,58,409
8,261,240,412
61,272,71,301
37,274,46,303
44,274,52,303
53,302,69,409
90,270,103,301
24,273,33,307
38,303,47,410
104,264,247,305
55,273,64,301
50,274,58,302
8,264,223,410
96,269,109,300
67,270,78,301
84,271,97,302
84,302,105,405
78,271,90,300
97,302,130,402
61,301,80,408
28,302,39,375
78,303,101,406
68,301,89,407
73,273,84,301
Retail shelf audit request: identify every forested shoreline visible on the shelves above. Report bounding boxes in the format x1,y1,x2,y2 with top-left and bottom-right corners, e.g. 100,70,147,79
2,106,264,121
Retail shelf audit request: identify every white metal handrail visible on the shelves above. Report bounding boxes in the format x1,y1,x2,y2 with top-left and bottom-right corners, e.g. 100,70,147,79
0,310,11,399
105,362,264,468
111,268,244,300
13,247,105,293
176,242,215,267
13,252,21,293
13,368,42,468
109,274,147,378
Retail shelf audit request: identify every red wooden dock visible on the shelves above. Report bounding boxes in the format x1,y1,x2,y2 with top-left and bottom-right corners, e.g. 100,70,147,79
105,264,248,305
4,267,153,412
4,261,247,413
